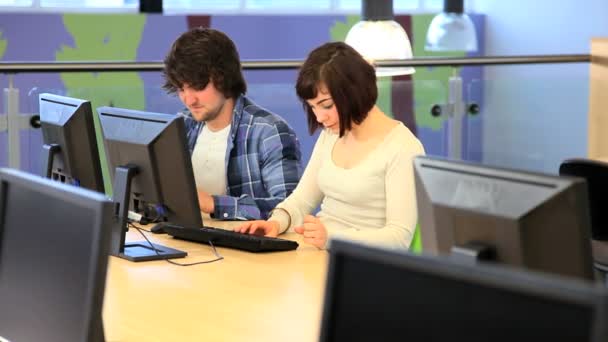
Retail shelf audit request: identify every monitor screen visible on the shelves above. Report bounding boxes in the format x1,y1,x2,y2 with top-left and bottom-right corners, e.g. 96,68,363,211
414,156,595,281
97,106,197,261
0,168,113,342
97,106,201,228
39,93,105,193
320,239,608,342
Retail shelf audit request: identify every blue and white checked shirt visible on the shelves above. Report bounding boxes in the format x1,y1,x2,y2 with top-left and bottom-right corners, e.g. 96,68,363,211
182,94,302,220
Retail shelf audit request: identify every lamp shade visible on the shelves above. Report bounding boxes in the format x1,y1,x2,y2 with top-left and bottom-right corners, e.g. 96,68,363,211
345,0,415,77
425,0,477,52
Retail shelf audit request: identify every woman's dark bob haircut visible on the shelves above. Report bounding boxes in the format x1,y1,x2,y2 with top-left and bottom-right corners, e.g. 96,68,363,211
295,41,377,137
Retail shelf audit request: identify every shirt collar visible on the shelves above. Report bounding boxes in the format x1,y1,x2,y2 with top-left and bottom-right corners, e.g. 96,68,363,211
228,94,245,141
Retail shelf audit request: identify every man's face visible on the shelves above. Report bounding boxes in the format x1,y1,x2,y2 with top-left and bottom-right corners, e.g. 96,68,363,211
178,82,227,122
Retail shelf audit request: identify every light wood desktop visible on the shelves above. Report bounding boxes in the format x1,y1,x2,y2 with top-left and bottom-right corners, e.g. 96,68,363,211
103,220,328,342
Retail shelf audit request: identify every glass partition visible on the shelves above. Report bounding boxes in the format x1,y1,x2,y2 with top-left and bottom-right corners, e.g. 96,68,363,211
0,66,591,187
471,66,588,174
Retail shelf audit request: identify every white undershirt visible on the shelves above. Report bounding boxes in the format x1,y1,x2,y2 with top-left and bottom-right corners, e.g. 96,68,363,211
191,124,231,196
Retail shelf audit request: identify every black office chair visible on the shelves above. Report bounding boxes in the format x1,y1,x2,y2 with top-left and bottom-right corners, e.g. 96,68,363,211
559,158,608,284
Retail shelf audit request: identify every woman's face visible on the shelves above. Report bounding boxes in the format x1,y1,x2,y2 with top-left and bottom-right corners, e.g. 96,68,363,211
306,84,340,134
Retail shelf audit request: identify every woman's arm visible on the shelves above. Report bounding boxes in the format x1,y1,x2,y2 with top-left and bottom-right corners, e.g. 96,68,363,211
269,130,330,233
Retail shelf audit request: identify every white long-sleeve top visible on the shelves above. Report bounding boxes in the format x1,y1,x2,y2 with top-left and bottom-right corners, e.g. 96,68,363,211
270,123,425,250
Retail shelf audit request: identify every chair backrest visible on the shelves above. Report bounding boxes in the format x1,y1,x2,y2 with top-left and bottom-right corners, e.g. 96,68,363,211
559,158,608,241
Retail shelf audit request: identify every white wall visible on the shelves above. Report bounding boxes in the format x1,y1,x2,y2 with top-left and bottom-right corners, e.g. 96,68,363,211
473,1,608,173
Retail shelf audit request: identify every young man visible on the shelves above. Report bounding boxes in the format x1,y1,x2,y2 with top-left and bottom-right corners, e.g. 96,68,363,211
162,27,302,220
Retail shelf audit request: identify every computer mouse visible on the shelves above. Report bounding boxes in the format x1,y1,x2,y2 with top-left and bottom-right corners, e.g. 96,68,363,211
150,224,165,234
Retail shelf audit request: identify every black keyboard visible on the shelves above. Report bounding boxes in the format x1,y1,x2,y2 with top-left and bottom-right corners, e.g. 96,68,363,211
163,224,299,252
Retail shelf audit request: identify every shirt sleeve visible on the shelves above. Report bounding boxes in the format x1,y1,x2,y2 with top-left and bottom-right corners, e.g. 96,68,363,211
325,136,426,250
269,130,329,233
211,120,303,220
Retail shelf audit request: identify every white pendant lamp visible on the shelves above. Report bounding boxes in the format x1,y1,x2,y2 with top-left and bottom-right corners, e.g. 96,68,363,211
425,0,477,52
345,0,415,77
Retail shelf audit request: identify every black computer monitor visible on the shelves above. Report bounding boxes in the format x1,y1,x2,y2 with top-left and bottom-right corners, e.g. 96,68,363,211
414,155,595,281
39,93,105,193
320,239,608,342
0,168,113,342
97,106,201,262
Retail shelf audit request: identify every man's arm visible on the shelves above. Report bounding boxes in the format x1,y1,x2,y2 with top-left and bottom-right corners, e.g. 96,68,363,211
210,121,302,220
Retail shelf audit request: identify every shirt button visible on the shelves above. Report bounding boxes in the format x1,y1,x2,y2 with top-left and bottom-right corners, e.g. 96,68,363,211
223,213,228,218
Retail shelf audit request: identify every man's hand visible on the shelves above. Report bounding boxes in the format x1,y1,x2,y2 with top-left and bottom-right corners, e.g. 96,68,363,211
197,190,215,214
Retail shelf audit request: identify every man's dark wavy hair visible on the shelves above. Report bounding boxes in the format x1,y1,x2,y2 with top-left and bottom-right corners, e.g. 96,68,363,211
162,27,246,98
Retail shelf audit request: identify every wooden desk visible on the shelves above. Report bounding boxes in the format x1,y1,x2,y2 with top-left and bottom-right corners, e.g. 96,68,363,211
103,221,328,342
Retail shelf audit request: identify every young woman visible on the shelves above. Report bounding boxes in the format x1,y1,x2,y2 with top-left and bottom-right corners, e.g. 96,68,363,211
235,41,425,250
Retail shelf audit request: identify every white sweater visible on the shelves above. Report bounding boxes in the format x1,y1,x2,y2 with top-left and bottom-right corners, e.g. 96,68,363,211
270,123,425,250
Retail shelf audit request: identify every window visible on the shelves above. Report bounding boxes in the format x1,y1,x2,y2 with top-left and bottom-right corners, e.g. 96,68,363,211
164,0,240,12
41,0,135,7
0,0,460,13
0,0,32,6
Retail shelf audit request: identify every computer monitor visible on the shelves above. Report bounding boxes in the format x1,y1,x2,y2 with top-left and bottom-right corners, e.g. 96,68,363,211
414,155,595,281
39,93,105,193
97,106,201,262
0,168,113,342
320,239,608,342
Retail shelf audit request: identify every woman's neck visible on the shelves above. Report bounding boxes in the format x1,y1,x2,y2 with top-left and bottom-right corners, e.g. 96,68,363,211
347,106,387,141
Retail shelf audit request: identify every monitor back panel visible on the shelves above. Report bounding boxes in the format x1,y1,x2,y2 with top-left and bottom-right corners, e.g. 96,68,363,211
320,240,606,342
0,169,112,342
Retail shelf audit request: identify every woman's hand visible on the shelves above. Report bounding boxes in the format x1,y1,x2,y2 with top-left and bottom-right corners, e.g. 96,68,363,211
294,215,327,249
234,220,280,237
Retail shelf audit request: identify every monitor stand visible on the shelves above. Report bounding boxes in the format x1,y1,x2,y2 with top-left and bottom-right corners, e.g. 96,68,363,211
591,240,608,286
111,165,187,262
41,143,60,178
92,319,105,342
450,241,495,265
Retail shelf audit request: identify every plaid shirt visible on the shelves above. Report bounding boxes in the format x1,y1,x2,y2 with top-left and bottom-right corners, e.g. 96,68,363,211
182,94,302,220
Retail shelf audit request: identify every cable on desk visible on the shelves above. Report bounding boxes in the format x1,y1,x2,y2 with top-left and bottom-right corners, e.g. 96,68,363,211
127,220,151,232
129,223,224,266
